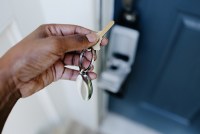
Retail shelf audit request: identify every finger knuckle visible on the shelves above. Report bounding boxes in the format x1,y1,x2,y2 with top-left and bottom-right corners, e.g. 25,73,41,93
38,24,47,30
39,24,57,34
75,35,87,44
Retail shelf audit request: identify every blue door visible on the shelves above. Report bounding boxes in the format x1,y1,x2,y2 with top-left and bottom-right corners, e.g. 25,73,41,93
109,0,200,133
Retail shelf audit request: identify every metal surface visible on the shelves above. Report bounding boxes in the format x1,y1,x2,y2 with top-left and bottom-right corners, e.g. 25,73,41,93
79,48,94,72
80,71,93,100
78,48,95,100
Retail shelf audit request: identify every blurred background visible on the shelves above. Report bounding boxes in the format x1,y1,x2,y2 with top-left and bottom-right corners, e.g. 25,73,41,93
1,0,200,134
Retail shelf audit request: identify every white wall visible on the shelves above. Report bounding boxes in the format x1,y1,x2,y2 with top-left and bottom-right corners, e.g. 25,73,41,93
2,0,101,134
39,0,98,30
10,0,44,36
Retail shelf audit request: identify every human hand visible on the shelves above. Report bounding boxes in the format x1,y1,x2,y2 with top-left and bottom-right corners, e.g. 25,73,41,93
0,24,108,98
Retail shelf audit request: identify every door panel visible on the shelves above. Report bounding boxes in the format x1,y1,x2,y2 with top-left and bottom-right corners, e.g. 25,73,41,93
147,13,200,124
0,28,13,57
109,0,200,133
0,22,21,56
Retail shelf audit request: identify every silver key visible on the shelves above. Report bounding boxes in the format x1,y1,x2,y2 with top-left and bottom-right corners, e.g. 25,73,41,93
76,48,95,100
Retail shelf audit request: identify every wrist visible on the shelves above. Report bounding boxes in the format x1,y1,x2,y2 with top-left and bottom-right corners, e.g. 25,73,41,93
0,57,21,100
0,57,21,133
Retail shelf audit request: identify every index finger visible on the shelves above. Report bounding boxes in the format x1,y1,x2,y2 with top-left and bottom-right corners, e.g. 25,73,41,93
44,24,109,47
59,25,109,46
47,24,93,36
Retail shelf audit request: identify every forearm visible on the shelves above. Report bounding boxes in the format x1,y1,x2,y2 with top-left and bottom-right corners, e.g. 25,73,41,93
0,57,21,133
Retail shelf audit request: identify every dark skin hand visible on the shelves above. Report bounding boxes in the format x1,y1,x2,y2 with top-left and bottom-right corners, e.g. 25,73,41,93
0,24,108,132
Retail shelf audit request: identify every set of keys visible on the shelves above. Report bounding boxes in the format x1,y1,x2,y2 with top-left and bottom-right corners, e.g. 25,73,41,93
76,21,115,101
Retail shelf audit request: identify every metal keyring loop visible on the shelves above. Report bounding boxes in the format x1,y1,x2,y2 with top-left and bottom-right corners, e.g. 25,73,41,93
79,48,94,72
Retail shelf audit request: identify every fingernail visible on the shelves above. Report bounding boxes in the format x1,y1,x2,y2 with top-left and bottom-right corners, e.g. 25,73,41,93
89,73,97,80
86,33,98,43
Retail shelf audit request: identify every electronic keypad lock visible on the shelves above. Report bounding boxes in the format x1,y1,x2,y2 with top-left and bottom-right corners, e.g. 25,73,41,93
98,25,139,93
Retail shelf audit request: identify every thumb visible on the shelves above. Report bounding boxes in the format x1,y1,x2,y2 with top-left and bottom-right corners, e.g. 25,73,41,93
56,32,98,52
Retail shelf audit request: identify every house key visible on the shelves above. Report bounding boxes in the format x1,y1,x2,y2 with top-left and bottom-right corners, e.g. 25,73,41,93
76,21,114,101
76,48,95,100
93,21,115,50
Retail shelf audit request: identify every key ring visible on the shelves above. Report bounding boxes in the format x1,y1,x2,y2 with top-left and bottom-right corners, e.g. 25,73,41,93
77,48,95,100
79,71,93,100
79,48,95,72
